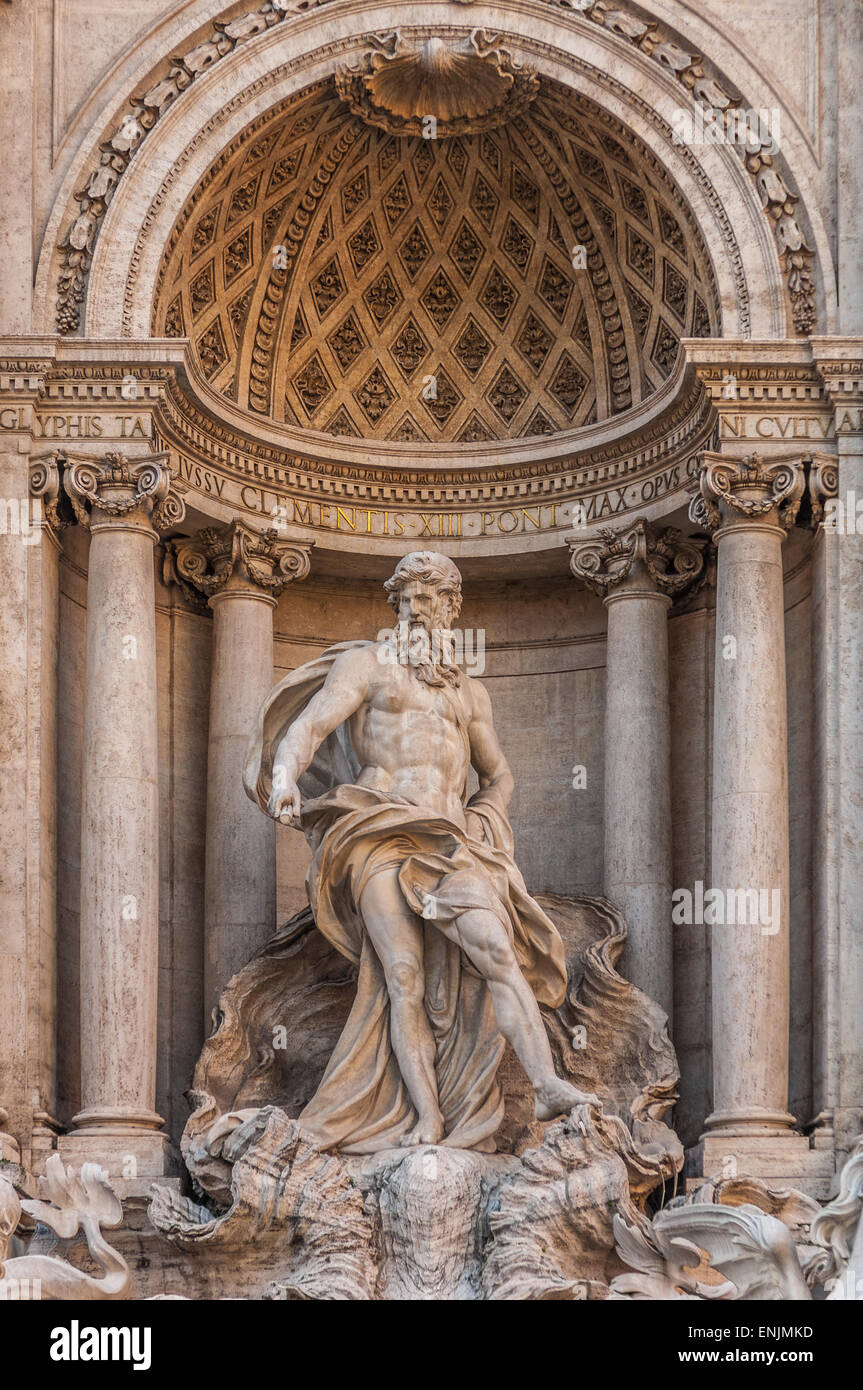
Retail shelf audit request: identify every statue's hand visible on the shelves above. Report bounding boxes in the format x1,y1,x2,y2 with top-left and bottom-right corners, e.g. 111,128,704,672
268,781,302,826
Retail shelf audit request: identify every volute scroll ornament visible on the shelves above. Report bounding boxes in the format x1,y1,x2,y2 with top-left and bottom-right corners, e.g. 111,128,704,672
688,452,806,534
29,454,70,533
807,453,839,528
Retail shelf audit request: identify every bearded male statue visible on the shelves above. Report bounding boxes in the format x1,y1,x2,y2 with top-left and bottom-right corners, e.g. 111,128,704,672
244,551,594,1153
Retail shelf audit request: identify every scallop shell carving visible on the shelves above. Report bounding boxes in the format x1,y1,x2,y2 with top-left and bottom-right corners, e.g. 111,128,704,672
335,31,540,137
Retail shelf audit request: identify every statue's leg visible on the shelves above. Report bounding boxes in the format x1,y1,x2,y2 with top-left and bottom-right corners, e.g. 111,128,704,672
453,907,598,1121
360,870,445,1145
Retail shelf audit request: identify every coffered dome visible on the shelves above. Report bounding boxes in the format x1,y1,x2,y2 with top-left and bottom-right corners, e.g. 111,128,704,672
153,75,718,444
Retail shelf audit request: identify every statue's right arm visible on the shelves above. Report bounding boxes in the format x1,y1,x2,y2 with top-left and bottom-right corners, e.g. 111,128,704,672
268,646,373,823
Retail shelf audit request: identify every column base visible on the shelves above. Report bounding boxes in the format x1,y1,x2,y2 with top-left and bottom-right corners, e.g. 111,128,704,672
59,1119,182,1197
702,1106,797,1138
690,1132,836,1200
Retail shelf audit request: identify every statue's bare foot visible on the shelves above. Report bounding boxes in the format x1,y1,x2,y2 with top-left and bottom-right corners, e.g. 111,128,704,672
534,1077,599,1122
400,1110,445,1146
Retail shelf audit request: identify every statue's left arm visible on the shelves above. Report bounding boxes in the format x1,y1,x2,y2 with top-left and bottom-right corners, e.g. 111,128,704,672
466,679,515,830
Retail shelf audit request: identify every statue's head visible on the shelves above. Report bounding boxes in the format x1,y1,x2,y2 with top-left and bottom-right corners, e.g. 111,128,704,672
383,551,463,631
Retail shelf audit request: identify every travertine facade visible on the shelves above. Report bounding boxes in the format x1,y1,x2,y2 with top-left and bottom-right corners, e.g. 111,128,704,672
0,0,860,1301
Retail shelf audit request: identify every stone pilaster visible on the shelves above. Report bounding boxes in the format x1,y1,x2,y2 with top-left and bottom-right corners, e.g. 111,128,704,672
808,344,863,1167
689,451,831,1191
170,521,313,1015
0,361,63,1171
569,518,705,1022
59,451,185,1180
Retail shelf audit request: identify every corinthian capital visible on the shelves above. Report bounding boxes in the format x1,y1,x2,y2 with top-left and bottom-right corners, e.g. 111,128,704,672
688,452,805,534
169,520,313,601
62,452,185,532
568,517,706,599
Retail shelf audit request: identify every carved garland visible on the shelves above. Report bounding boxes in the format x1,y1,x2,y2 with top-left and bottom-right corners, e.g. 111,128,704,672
688,452,806,532
56,0,813,337
63,452,187,531
171,519,313,596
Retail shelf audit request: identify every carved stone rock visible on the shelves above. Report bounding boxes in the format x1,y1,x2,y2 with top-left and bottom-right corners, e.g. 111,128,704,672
149,893,685,1298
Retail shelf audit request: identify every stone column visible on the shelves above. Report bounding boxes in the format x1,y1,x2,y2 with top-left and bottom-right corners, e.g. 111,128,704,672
60,452,185,1177
690,452,830,1186
171,523,312,1015
569,519,705,1021
809,346,863,1167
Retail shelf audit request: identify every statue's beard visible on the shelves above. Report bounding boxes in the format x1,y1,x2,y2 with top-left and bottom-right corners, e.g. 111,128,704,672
394,621,461,687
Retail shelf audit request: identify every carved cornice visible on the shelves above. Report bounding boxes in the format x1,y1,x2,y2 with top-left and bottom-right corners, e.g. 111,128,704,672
568,516,706,598
686,350,825,408
62,452,186,531
154,357,712,505
809,341,863,406
688,451,806,533
169,520,313,599
334,30,539,137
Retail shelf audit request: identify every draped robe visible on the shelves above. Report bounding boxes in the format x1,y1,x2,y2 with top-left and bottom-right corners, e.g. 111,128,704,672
244,641,567,1153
